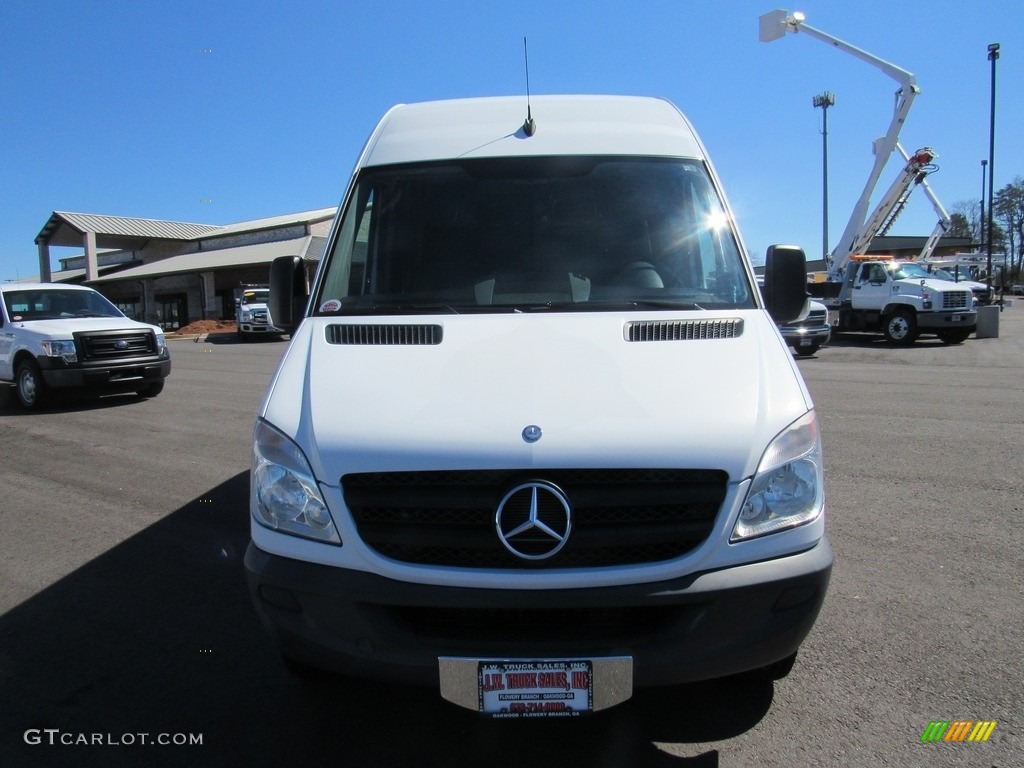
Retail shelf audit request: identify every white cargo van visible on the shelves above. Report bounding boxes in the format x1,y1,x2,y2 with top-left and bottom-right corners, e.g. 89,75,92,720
245,95,830,717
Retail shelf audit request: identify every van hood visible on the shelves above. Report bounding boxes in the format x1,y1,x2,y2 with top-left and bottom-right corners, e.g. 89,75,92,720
262,312,812,485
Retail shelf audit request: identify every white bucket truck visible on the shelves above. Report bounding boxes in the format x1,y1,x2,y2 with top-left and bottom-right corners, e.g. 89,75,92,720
245,95,831,717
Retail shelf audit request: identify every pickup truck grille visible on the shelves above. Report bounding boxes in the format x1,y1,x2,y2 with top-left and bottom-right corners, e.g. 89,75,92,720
788,307,828,329
75,330,156,361
342,468,727,569
941,291,970,310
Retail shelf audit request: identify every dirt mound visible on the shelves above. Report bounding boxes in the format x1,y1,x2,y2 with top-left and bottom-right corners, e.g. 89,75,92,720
176,320,237,335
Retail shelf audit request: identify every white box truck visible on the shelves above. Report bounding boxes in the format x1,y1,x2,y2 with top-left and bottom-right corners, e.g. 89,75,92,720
245,95,830,718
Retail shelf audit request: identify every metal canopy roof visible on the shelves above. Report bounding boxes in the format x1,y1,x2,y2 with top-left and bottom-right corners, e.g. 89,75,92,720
90,236,319,282
36,211,225,249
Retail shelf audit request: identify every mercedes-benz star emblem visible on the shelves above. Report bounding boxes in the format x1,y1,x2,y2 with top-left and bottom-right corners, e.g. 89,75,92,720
495,481,571,560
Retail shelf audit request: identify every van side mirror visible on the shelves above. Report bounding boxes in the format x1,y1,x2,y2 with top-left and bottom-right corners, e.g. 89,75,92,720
763,245,809,324
269,255,308,333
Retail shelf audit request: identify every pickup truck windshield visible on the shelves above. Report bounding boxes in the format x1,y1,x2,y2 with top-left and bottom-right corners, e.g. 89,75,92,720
3,288,124,321
315,156,754,314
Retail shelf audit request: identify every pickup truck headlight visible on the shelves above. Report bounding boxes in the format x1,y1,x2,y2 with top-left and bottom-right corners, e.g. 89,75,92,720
41,340,78,363
240,310,253,322
732,410,823,541
252,419,340,544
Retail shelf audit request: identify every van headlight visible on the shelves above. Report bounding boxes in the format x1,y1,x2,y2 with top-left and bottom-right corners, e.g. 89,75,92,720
732,410,823,541
251,419,340,544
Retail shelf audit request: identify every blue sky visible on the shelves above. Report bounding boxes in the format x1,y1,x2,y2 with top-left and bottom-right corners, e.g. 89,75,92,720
1,0,1020,281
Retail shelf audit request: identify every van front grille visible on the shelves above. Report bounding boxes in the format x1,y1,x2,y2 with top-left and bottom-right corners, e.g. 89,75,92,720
342,468,727,569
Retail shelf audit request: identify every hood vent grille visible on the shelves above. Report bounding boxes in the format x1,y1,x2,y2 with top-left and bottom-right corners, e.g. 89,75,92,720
327,324,443,345
625,318,743,342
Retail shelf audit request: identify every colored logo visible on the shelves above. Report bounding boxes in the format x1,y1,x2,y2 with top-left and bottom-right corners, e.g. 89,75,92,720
920,721,997,743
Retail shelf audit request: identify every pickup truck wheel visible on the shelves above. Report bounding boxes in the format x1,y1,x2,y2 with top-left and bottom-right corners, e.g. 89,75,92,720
883,309,918,345
937,329,971,345
15,360,49,410
794,343,820,357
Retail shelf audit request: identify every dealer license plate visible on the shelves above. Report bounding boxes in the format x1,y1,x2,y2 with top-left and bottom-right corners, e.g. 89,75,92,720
951,314,963,322
478,660,592,718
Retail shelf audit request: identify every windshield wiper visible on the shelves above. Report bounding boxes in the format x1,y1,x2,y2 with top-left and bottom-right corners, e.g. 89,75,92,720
332,303,463,316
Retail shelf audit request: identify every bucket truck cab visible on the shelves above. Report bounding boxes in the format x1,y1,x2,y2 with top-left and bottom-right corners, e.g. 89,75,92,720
834,256,976,344
244,94,831,718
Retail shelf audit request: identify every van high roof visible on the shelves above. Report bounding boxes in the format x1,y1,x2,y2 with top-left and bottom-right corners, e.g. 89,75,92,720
359,95,706,167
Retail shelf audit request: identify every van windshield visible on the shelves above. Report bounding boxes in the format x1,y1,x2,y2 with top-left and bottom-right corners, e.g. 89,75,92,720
315,156,754,314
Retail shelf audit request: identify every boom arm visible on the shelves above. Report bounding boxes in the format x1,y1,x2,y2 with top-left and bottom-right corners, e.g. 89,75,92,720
895,143,951,261
840,146,938,276
760,10,921,276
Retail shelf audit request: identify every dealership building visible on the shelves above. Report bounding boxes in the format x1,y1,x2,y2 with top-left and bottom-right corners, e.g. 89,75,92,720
32,207,336,330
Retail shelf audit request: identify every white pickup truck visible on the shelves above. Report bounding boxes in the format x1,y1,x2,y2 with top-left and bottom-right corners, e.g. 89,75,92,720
0,283,170,409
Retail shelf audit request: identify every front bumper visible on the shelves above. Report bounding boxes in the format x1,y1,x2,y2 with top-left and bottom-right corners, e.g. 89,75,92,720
916,310,977,330
778,323,831,350
38,356,171,390
239,323,281,334
245,537,832,688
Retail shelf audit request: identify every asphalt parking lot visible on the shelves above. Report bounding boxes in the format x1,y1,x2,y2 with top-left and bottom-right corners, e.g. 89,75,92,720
1,311,1022,767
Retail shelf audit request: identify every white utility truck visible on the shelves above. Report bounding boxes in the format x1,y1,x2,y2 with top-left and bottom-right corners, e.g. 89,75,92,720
834,255,974,344
0,282,170,409
761,10,977,344
236,285,283,339
245,95,831,718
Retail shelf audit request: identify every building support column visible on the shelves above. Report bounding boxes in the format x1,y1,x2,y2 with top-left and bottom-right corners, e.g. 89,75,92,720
37,242,52,282
142,279,157,325
84,231,99,282
201,271,217,320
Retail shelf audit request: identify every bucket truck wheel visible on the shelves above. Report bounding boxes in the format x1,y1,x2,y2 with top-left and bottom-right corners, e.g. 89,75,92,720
884,309,918,345
937,329,971,345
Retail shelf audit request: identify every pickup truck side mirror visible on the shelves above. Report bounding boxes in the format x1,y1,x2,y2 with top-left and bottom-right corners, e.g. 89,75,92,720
763,245,809,324
269,255,308,333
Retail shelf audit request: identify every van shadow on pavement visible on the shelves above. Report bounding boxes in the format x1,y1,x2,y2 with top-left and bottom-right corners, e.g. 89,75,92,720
0,472,770,768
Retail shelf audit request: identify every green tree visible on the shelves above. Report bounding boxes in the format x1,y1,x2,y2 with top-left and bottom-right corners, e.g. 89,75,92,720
993,178,1024,277
947,211,972,239
951,199,981,243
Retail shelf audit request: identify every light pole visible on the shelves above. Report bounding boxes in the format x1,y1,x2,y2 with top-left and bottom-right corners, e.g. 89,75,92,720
986,43,999,297
813,92,835,263
980,159,987,250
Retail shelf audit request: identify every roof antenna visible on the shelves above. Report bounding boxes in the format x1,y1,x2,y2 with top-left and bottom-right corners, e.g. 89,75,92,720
522,36,536,136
